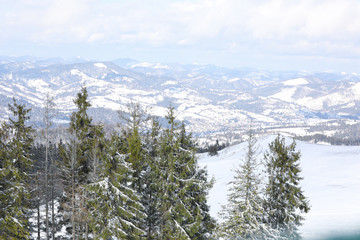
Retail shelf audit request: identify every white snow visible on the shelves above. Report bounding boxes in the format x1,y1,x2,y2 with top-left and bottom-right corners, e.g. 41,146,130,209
162,80,178,86
94,63,107,69
351,82,360,97
198,136,360,240
271,87,297,102
131,62,169,69
227,77,241,83
0,84,13,93
283,78,309,86
131,62,153,68
122,76,133,83
27,79,51,93
153,63,169,69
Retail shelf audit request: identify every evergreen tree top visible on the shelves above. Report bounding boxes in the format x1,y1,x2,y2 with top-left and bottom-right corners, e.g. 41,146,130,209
69,87,93,135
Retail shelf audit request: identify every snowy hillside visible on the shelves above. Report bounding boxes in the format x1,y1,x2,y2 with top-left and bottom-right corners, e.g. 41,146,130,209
198,136,360,240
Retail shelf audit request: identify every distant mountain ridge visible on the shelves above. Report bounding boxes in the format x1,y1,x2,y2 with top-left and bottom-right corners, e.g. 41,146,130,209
1,57,360,141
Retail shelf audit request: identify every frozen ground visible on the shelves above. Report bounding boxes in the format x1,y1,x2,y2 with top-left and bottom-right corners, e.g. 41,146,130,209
198,135,360,240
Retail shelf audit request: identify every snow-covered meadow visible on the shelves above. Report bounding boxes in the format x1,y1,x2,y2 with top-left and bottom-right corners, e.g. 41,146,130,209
198,136,360,240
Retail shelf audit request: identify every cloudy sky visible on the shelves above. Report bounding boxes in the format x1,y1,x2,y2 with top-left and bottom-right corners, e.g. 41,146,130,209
1,0,360,72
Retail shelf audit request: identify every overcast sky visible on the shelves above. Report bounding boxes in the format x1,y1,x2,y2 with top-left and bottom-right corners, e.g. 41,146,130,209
1,0,360,72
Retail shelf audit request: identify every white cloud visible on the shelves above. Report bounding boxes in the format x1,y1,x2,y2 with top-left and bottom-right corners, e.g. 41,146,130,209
1,0,360,70
3,0,360,43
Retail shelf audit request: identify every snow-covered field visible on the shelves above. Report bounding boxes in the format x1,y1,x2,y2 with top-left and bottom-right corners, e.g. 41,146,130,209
198,136,360,240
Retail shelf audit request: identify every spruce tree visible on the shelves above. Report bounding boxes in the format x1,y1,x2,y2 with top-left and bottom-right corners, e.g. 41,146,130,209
60,87,95,239
142,116,162,239
219,128,273,239
121,102,149,194
0,99,34,239
264,135,310,240
0,122,11,237
177,122,216,239
69,87,93,183
157,106,215,239
87,133,145,239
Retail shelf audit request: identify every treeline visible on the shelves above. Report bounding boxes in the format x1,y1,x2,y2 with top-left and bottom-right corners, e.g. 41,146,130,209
296,134,360,146
197,139,229,155
0,87,215,239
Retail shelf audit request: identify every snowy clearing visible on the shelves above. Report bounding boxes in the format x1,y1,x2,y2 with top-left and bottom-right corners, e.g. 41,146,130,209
198,136,360,240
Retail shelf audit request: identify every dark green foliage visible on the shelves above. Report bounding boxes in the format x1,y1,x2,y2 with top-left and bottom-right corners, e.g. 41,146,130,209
142,117,162,239
68,87,93,183
156,106,215,239
264,135,310,239
197,140,228,155
296,134,360,146
0,99,34,239
1,93,215,240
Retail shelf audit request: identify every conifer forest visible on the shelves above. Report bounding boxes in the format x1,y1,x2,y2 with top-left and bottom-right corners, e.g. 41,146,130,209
0,87,309,240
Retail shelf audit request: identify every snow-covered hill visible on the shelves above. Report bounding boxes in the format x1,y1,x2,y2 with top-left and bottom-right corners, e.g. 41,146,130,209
198,136,360,240
2,57,360,140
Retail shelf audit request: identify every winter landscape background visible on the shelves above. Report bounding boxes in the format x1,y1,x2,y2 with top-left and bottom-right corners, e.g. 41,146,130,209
1,56,360,239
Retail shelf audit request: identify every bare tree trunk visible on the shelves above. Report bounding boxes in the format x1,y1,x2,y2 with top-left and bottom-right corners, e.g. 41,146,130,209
37,172,41,240
72,182,76,240
85,222,88,240
44,93,56,240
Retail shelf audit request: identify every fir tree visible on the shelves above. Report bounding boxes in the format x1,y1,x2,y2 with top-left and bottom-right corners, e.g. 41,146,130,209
264,135,310,240
0,99,34,239
219,128,273,239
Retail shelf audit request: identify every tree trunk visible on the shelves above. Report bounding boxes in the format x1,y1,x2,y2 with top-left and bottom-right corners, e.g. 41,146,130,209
45,128,49,240
37,173,41,240
51,169,55,240
72,157,76,240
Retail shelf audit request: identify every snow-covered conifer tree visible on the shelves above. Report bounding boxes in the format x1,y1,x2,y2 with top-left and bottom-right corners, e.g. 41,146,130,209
157,106,215,239
264,135,310,240
219,127,273,239
87,133,145,239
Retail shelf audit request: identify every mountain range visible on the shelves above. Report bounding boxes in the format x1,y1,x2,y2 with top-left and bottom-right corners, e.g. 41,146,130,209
1,56,360,143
